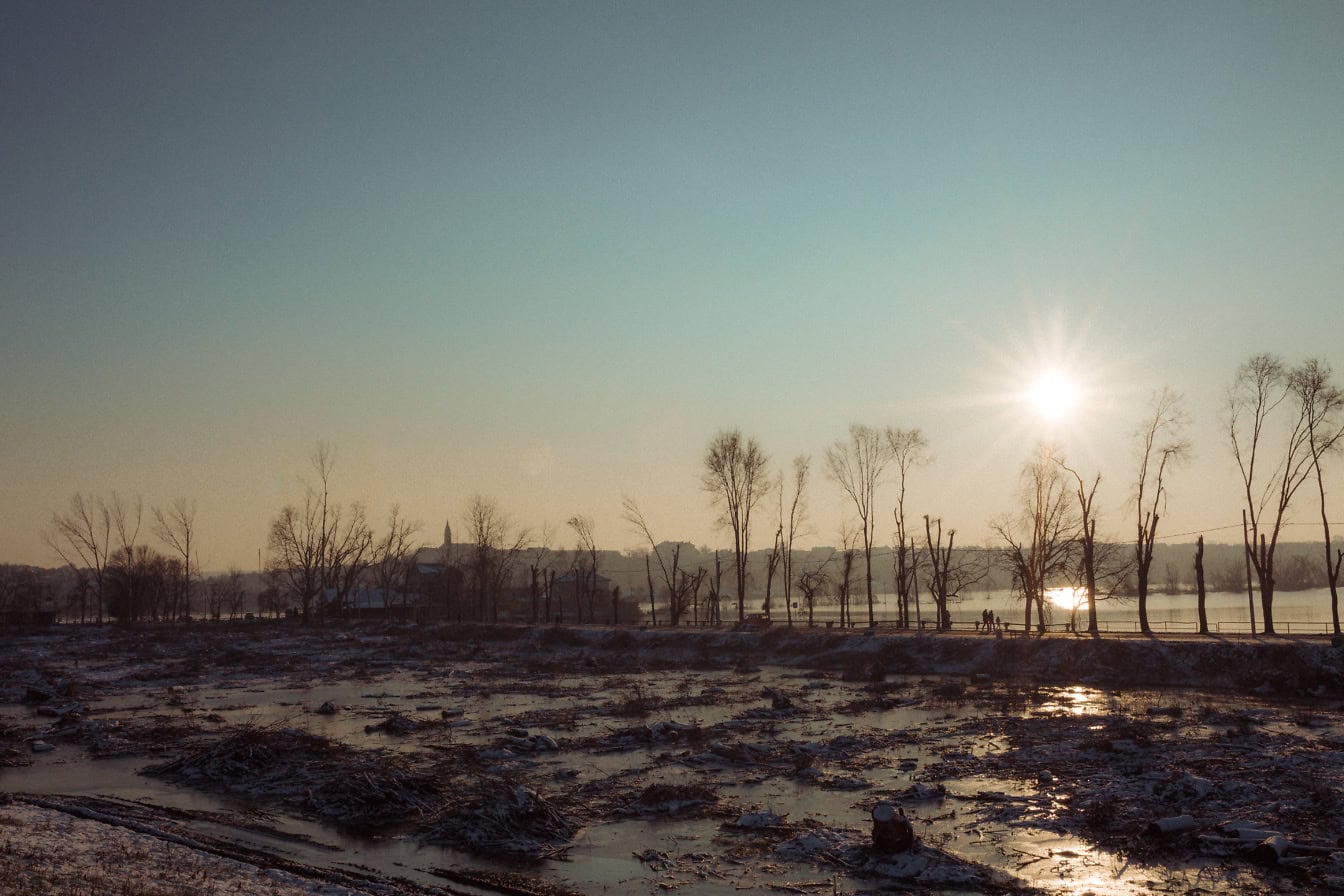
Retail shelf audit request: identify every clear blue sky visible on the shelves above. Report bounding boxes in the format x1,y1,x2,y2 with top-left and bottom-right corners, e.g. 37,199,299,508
4,1,1343,570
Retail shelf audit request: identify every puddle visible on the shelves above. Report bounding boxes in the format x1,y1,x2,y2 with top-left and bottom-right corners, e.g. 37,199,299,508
4,625,1343,895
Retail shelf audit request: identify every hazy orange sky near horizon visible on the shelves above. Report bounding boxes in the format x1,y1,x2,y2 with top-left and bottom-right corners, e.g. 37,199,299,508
3,2,1343,571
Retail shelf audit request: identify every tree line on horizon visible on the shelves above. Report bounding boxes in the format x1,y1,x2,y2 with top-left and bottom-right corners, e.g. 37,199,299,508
25,353,1344,637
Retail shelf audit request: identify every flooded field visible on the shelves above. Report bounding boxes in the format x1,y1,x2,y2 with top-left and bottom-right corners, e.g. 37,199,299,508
3,621,1344,895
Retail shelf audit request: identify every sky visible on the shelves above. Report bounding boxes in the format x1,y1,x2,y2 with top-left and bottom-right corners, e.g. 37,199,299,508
3,1,1344,572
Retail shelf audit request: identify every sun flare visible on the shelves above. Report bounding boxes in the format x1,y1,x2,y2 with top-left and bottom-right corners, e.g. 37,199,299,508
1045,586,1082,610
1027,371,1079,421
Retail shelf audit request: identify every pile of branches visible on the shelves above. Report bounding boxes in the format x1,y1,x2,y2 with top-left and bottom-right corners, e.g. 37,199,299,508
426,780,578,861
147,725,442,829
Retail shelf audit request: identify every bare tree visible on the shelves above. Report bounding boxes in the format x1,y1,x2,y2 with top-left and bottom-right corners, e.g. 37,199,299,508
44,493,114,623
567,515,599,623
1056,459,1103,636
763,525,783,620
108,492,143,567
778,455,810,628
702,429,770,622
1228,355,1317,634
887,429,929,629
370,505,422,613
526,524,556,624
826,425,893,626
923,515,989,631
836,524,858,627
327,506,372,615
152,498,197,621
465,495,530,622
106,545,176,623
1133,388,1190,636
992,446,1080,633
205,569,249,621
623,497,696,626
1289,359,1344,634
268,496,326,620
267,443,370,622
796,557,832,628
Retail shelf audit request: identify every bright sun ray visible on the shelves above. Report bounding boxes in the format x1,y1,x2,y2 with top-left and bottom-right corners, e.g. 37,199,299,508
1026,370,1079,421
945,297,1154,491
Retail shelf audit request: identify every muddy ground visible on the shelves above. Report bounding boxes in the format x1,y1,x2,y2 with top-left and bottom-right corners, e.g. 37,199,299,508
3,621,1344,895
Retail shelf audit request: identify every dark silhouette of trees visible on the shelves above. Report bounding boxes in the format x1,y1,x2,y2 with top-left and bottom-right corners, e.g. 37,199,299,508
994,446,1079,634
836,524,857,627
621,497,690,625
205,569,249,620
44,493,115,623
268,443,372,622
826,425,892,626
888,429,928,629
796,560,831,627
778,454,810,628
152,498,197,622
105,545,178,622
1289,359,1344,634
465,495,529,622
370,505,422,613
702,430,770,622
567,515,599,623
923,515,988,631
1228,355,1317,635
1056,458,1102,635
1134,388,1189,636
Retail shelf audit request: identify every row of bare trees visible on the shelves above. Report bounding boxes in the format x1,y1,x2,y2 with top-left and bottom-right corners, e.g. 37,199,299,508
685,354,1343,638
44,492,199,623
41,355,1344,635
988,354,1344,637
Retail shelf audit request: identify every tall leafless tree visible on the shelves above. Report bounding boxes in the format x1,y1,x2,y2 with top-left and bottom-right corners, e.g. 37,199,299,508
702,429,770,622
826,425,892,627
993,446,1079,633
923,515,988,631
1228,355,1316,635
465,495,530,622
267,443,371,622
152,498,197,620
1056,459,1103,635
370,505,422,612
623,496,697,626
836,523,858,627
1134,387,1190,636
887,428,929,629
778,454,810,628
268,496,325,620
44,493,114,623
763,525,783,620
1289,359,1344,634
526,523,556,624
567,515,599,623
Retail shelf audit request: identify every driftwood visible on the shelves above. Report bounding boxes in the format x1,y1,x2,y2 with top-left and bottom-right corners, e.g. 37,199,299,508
1247,834,1291,866
1147,814,1196,835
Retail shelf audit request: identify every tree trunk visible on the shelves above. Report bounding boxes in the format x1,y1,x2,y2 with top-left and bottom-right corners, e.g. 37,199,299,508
1195,535,1208,635
1259,534,1275,635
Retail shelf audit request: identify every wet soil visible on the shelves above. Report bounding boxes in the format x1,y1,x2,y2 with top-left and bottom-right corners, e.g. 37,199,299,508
2,621,1343,895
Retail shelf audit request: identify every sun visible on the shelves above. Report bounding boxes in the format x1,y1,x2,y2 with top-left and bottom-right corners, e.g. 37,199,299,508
1026,370,1079,421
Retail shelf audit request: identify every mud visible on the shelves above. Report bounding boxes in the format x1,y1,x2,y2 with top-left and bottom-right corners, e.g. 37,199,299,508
2,621,1343,895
